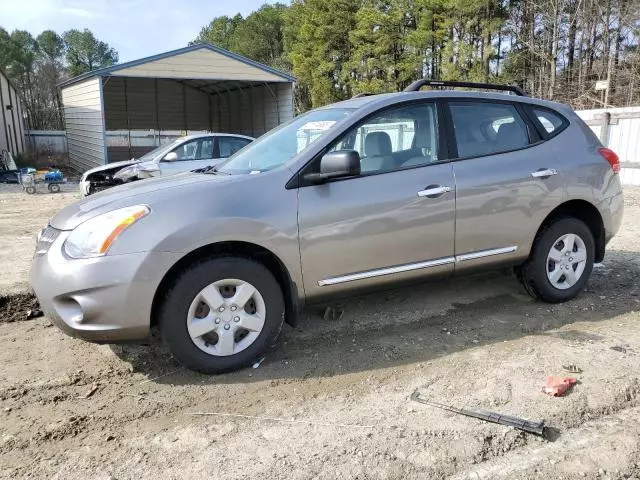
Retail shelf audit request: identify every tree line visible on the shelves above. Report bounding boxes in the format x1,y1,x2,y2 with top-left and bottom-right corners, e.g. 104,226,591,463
2,0,638,130
0,28,118,129
195,0,640,112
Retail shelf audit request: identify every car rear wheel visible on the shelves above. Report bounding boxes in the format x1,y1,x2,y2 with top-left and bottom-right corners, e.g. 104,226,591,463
518,217,595,303
159,256,284,374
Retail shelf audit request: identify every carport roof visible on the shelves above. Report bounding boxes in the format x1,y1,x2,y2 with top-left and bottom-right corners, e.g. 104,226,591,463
58,43,296,88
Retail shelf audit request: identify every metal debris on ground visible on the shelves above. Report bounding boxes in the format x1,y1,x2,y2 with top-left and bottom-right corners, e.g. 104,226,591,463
410,390,547,436
26,308,43,320
610,345,627,353
542,377,577,397
562,364,583,374
252,357,266,369
84,383,99,398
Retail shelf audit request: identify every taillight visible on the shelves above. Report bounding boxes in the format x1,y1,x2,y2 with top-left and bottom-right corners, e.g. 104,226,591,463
598,147,620,174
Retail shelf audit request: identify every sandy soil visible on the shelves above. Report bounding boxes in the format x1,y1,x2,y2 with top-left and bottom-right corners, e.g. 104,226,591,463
0,183,80,296
0,185,639,479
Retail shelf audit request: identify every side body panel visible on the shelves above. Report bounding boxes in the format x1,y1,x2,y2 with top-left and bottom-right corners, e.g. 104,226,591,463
298,163,456,300
452,139,565,270
558,110,624,242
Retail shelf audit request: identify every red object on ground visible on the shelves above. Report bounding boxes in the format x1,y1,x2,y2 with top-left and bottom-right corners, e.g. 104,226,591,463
542,376,577,396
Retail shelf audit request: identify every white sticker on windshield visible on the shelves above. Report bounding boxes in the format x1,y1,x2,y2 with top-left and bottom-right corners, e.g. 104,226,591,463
301,121,336,131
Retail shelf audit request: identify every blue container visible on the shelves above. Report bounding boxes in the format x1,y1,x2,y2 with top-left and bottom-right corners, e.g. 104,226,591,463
44,170,63,182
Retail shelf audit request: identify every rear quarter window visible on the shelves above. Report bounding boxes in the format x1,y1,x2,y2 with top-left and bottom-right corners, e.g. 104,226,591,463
531,107,568,137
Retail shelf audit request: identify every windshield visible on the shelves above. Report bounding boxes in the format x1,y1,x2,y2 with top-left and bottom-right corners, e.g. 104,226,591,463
137,138,184,161
217,108,354,174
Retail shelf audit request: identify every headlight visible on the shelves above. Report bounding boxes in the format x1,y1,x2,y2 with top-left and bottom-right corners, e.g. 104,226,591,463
113,165,139,180
138,163,160,174
63,205,150,259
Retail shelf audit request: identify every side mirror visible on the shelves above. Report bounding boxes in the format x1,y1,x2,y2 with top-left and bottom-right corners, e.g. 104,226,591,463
304,150,361,184
163,151,178,162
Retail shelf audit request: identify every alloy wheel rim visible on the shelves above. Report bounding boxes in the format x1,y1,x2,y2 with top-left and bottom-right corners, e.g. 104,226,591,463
186,279,266,356
546,233,587,290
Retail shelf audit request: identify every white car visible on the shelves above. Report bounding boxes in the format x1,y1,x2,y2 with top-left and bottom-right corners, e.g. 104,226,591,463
79,133,253,196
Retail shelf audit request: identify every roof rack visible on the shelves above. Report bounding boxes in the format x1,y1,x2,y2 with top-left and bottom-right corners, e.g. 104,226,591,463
403,79,527,97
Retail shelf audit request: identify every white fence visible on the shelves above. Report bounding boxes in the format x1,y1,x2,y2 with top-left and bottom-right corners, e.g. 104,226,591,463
25,130,67,154
576,106,640,186
24,130,200,155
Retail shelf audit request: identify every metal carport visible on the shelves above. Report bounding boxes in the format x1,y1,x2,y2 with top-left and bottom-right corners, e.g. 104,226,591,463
58,43,295,172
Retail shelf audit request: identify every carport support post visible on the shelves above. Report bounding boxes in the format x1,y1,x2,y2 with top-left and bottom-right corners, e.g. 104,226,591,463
599,112,611,147
230,82,254,137
182,83,187,134
262,83,268,133
154,78,160,146
265,83,281,126
124,78,132,159
248,85,255,137
208,95,213,132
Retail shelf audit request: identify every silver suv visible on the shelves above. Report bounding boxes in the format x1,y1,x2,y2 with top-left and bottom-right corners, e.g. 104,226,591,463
30,81,624,374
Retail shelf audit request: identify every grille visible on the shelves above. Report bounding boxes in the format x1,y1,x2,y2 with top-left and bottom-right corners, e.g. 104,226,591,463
35,226,60,255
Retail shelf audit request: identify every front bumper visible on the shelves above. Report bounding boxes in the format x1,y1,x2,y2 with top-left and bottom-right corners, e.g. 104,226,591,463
30,229,181,343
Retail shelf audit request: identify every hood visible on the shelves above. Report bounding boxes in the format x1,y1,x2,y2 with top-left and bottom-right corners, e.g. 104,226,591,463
51,172,234,230
82,159,141,176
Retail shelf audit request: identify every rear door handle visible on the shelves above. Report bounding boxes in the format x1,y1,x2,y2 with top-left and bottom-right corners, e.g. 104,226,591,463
417,185,451,198
531,168,558,178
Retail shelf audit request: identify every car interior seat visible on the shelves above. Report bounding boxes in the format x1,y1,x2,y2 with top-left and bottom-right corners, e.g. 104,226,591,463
495,122,528,151
402,121,436,167
362,131,394,173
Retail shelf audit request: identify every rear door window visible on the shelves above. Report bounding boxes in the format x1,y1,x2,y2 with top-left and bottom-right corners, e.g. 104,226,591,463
448,102,531,158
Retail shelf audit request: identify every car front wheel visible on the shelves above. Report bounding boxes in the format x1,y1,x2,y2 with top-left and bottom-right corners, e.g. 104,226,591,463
159,256,284,374
518,217,595,303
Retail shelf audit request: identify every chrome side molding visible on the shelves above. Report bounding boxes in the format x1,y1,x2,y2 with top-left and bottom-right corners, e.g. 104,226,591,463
318,257,455,286
318,246,518,286
456,246,518,262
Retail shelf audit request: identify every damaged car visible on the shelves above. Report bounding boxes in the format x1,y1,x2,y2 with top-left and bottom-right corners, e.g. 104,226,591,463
79,133,253,196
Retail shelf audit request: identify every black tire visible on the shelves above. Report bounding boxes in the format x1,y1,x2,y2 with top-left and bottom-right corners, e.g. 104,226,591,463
158,256,284,374
48,183,60,193
518,217,595,303
25,186,36,194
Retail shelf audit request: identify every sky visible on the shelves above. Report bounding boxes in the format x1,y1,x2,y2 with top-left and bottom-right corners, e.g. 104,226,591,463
0,0,279,62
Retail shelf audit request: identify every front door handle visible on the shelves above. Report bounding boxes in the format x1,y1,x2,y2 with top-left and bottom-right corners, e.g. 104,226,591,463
531,168,558,178
418,185,451,198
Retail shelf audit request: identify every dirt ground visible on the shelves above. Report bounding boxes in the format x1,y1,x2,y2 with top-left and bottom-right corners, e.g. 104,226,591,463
0,183,80,296
1,184,639,479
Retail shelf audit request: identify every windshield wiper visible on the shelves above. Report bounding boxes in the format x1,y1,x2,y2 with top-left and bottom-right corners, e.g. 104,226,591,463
193,165,225,174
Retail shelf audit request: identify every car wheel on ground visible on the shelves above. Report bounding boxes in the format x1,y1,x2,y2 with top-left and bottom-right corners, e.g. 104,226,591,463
25,186,36,194
158,256,284,374
518,217,595,303
48,183,61,193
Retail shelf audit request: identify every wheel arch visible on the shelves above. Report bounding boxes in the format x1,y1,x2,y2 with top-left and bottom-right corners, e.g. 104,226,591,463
151,241,301,329
535,199,605,262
